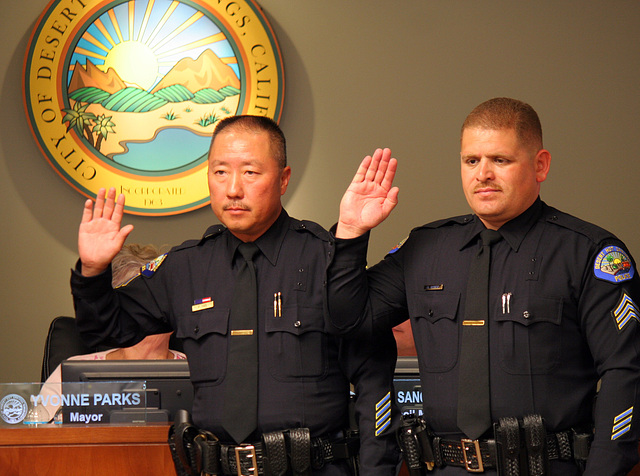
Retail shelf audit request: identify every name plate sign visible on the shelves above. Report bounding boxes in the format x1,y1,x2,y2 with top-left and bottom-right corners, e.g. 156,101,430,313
0,382,152,427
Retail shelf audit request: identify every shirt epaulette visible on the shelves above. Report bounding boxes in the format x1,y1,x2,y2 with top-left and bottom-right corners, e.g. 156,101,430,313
202,224,227,241
290,218,332,242
543,207,618,246
172,225,227,252
414,214,475,232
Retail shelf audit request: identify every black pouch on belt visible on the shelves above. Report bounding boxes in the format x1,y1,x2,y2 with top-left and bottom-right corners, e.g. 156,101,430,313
495,416,524,476
523,414,548,476
289,427,312,476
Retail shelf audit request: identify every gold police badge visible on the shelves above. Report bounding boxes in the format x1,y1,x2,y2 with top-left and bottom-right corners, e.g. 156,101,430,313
23,0,284,215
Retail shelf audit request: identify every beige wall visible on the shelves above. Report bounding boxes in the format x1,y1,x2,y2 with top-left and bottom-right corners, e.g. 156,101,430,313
2,1,639,382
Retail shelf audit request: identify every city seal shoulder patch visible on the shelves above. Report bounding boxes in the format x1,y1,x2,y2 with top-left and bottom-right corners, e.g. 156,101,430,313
388,237,407,255
594,245,634,283
141,253,168,277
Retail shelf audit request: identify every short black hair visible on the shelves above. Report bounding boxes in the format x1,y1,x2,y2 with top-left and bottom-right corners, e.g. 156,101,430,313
210,115,287,168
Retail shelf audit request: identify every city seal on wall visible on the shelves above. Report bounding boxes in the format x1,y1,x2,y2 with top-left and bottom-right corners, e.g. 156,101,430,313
23,0,284,216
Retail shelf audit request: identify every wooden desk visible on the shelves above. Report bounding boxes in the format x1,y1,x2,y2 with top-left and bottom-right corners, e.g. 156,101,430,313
0,424,175,476
3,424,638,475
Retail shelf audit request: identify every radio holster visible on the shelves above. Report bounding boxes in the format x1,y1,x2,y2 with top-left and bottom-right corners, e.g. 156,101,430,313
396,413,435,475
168,409,221,476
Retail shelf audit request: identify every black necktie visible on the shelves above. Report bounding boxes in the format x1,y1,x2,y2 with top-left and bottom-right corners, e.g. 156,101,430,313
457,229,502,440
223,242,259,444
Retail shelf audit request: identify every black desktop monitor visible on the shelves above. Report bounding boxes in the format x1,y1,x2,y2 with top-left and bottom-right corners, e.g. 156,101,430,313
60,359,193,424
394,356,423,416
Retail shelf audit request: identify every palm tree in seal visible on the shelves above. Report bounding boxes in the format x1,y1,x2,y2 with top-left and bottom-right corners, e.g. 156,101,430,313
62,101,96,147
92,114,116,152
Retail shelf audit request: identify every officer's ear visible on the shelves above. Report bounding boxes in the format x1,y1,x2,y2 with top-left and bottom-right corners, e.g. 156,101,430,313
280,166,291,195
534,149,551,183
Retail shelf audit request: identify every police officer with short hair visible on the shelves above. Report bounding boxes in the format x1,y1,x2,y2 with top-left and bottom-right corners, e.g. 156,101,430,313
71,115,400,475
328,98,640,475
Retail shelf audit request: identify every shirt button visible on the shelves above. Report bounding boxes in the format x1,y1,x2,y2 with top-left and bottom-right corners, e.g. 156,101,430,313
428,309,434,317
194,325,200,334
523,311,530,319
294,321,301,328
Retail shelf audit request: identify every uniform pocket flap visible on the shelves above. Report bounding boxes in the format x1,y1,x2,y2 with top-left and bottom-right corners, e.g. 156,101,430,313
265,307,325,335
410,292,461,324
175,308,230,340
494,295,563,326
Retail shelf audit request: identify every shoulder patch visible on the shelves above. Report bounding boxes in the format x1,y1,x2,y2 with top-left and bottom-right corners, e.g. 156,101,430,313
612,292,639,332
388,237,408,254
141,253,168,277
594,245,635,283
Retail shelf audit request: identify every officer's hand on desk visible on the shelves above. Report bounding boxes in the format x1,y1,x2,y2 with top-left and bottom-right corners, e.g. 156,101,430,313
78,187,134,277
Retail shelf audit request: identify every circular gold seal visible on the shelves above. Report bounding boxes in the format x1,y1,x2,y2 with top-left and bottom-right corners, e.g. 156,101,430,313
24,0,284,215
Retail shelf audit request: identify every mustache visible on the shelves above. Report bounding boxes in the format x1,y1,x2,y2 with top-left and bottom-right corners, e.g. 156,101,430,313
473,182,503,193
223,201,250,211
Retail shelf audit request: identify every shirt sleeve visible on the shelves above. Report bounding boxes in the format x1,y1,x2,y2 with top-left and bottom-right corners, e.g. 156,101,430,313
70,259,171,348
340,319,402,475
326,231,371,333
581,241,640,475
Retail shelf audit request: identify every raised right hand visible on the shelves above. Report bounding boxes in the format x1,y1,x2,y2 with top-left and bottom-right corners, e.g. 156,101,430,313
78,187,134,277
336,148,399,239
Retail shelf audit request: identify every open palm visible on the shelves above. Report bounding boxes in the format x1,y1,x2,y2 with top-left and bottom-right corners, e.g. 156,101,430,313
337,148,399,239
78,188,133,277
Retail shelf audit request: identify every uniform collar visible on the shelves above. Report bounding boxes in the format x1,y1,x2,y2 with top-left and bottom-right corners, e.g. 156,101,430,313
497,198,542,252
227,208,288,267
460,198,543,252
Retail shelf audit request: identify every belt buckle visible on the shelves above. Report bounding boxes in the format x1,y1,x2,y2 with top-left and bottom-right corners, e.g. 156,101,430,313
234,445,258,476
461,438,484,473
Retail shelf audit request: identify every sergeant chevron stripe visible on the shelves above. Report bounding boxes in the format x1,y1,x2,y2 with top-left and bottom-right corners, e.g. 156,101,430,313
612,406,633,440
375,392,392,436
612,292,639,331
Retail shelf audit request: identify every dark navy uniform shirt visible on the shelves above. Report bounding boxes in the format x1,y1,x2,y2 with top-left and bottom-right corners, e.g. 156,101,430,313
328,199,640,475
71,209,400,475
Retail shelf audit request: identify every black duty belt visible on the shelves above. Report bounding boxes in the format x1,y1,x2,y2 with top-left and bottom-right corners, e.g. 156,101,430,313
433,431,573,472
397,413,592,475
219,433,358,476
168,410,359,476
